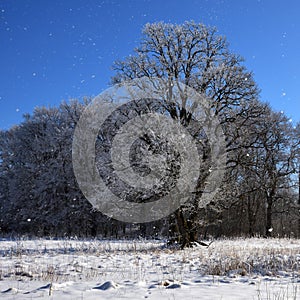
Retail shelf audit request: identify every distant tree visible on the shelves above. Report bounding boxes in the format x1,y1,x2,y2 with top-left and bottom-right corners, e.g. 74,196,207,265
0,100,106,237
243,107,298,237
294,123,300,237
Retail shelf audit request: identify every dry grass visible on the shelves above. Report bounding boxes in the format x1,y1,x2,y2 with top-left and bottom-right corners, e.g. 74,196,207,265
0,238,299,293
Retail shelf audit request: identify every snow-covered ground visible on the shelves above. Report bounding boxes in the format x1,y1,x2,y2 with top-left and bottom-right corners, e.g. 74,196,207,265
0,238,299,299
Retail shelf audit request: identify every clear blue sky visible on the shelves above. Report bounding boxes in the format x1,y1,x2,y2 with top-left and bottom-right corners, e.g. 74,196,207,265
1,0,299,129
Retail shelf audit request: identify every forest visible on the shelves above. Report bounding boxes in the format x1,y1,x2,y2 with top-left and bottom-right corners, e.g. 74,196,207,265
0,22,299,248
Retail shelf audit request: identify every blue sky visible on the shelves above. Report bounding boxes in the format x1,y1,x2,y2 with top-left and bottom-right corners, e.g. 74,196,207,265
0,0,299,129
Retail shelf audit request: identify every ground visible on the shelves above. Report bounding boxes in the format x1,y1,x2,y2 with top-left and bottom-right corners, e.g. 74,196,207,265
0,238,299,299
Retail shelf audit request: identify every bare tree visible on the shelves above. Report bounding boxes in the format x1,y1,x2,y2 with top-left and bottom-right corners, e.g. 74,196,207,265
112,21,259,247
245,108,298,237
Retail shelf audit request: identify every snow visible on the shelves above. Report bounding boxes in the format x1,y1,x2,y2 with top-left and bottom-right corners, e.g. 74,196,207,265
0,238,299,299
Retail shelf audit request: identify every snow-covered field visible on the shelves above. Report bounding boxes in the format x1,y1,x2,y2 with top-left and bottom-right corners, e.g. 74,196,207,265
0,238,299,299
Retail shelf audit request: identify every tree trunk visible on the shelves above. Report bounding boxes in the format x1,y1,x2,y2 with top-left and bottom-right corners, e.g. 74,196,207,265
169,206,199,249
265,195,273,237
247,195,255,237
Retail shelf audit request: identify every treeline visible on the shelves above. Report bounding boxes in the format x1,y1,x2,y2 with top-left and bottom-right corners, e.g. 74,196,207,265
0,99,299,240
0,21,300,244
